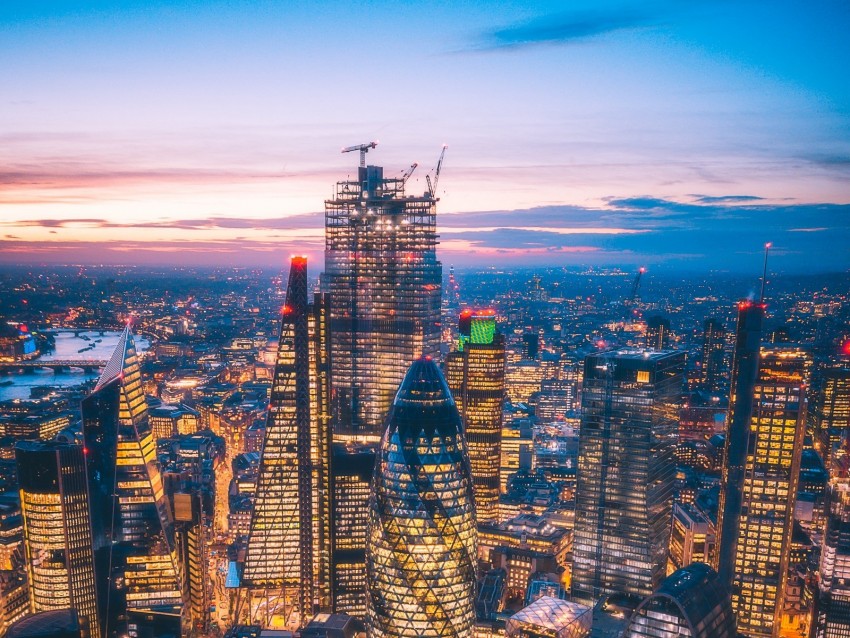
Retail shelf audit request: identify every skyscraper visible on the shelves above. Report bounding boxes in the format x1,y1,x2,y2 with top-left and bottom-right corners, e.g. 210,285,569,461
645,316,672,350
572,349,683,603
323,149,442,440
815,365,850,638
81,325,182,637
445,309,505,523
812,367,850,471
366,358,477,638
715,301,765,591
815,481,850,637
330,443,375,618
700,318,726,392
727,346,811,637
15,441,100,637
242,257,331,628
623,563,736,638
168,487,209,635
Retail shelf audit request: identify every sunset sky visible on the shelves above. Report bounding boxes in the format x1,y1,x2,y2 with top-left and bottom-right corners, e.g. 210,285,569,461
2,1,849,271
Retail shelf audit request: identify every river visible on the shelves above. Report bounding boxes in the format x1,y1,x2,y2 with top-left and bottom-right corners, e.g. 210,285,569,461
0,330,150,402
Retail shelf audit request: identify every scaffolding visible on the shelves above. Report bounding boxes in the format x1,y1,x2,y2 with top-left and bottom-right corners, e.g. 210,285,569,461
324,163,442,440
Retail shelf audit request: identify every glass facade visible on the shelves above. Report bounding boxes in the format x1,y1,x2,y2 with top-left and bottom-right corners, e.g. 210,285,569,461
366,358,477,638
445,309,505,523
730,346,811,637
700,318,726,392
330,443,375,618
814,368,850,638
324,161,442,441
572,349,683,603
813,367,850,472
816,482,850,637
15,441,100,637
715,301,764,591
505,596,591,638
81,326,182,636
242,257,331,627
624,563,736,638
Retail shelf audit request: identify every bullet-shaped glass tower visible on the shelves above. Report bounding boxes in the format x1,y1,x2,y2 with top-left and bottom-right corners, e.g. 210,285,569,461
366,358,477,638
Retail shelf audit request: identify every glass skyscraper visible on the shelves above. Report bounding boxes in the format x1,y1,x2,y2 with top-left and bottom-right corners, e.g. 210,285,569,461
715,301,764,592
81,325,182,637
572,349,683,603
366,358,477,638
816,481,850,637
623,563,736,638
445,309,505,523
242,257,331,628
323,155,442,441
729,346,811,637
815,367,850,637
15,440,100,637
700,318,726,392
330,443,376,618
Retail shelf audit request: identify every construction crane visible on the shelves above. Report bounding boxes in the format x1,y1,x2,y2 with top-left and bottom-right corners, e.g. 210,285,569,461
629,267,646,305
400,162,418,186
342,141,378,167
425,144,448,197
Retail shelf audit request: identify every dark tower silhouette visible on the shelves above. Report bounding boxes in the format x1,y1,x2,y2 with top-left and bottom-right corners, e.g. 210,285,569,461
715,301,764,591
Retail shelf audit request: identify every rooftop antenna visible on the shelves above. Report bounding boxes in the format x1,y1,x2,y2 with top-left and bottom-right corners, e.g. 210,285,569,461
342,141,378,167
759,242,772,303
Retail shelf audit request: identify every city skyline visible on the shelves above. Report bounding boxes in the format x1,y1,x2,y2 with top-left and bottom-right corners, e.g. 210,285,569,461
2,1,850,271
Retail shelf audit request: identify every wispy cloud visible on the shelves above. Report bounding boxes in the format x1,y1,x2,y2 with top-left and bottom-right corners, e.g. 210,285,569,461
2,196,847,271
694,195,764,204
472,5,657,52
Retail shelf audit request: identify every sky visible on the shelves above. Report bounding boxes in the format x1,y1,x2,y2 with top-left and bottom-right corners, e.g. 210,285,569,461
2,0,849,272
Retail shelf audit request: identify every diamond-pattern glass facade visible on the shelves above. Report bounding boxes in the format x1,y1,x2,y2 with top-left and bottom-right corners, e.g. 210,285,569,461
366,358,477,638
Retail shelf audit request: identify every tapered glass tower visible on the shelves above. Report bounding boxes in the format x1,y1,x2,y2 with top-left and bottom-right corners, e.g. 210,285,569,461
324,152,442,440
366,358,477,638
242,257,331,628
445,309,505,523
15,441,100,637
81,325,182,637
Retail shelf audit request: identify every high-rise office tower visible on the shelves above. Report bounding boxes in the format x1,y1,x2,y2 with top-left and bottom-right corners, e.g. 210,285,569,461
715,301,764,591
242,257,331,628
812,367,850,471
500,418,534,496
15,441,100,637
815,480,850,637
572,349,683,603
623,563,737,638
445,309,505,524
701,318,726,392
81,326,182,637
815,362,850,638
323,148,442,440
366,358,477,638
726,346,811,637
330,443,375,618
170,489,209,635
645,316,672,350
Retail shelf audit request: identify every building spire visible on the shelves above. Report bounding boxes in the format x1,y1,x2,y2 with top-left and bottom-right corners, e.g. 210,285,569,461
759,242,771,304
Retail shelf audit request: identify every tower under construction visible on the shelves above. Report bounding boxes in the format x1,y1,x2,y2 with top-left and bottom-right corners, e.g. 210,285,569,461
323,144,442,441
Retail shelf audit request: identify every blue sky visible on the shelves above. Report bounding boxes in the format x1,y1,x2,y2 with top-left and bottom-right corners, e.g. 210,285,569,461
1,1,849,270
